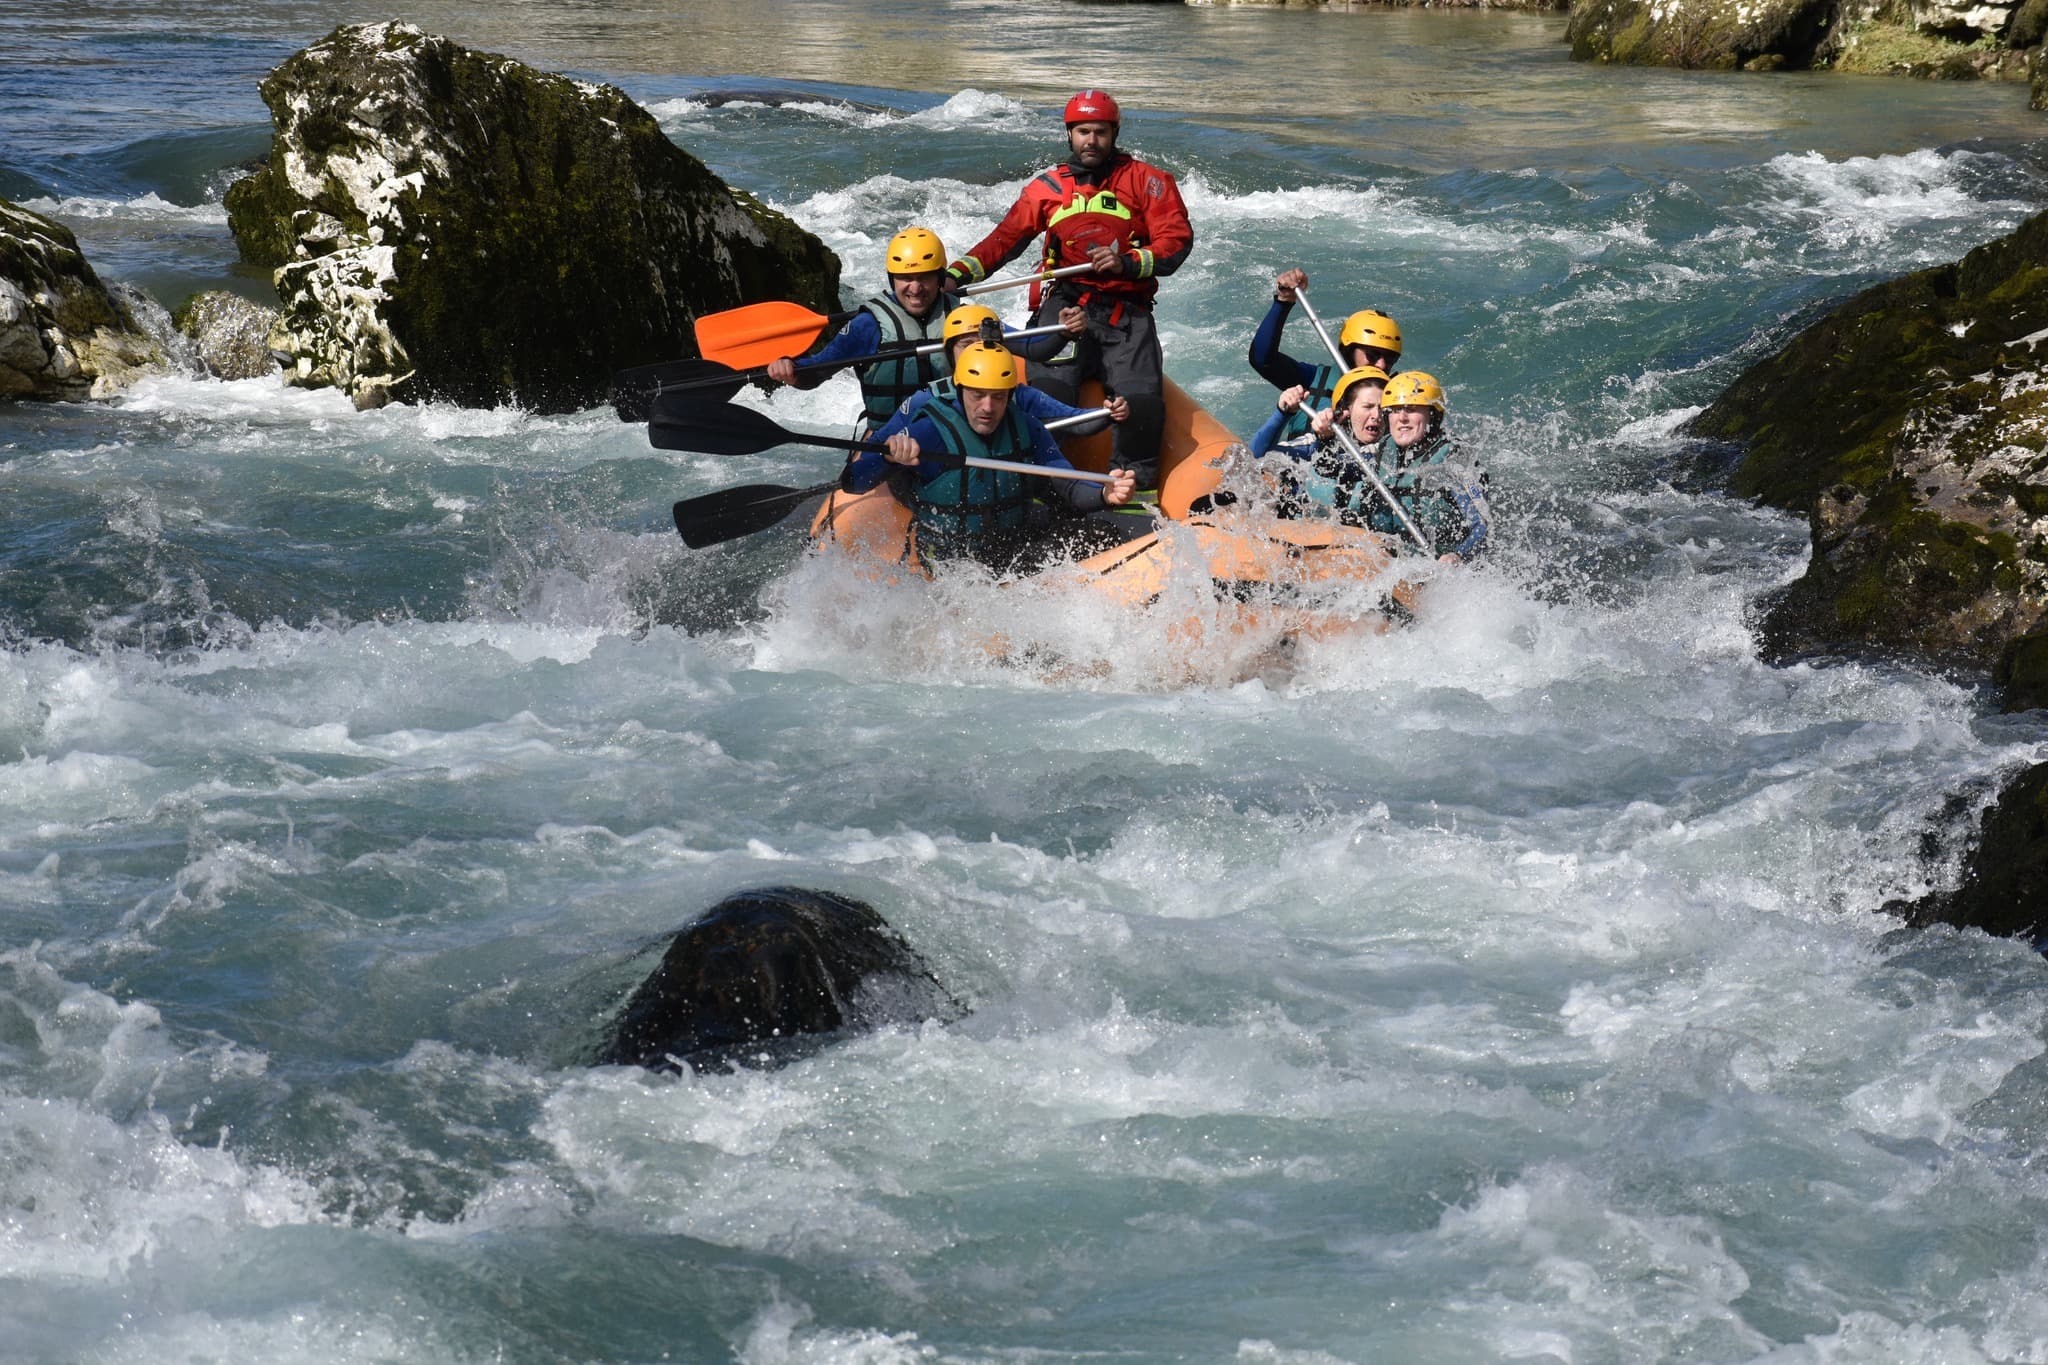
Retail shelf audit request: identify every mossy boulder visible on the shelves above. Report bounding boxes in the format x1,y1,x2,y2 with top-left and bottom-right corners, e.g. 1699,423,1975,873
1567,0,1847,70
0,197,163,400
1687,208,2048,699
172,290,279,381
226,22,840,412
1886,761,2048,946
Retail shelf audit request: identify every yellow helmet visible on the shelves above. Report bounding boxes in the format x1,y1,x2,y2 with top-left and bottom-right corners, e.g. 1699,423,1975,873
886,226,946,275
1381,371,1445,412
952,342,1021,391
1338,310,1403,359
942,303,1001,345
1330,365,1391,413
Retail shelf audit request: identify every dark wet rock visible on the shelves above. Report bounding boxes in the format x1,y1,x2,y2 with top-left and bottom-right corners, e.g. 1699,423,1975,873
1567,0,2038,75
1686,207,2048,700
1886,762,2048,947
596,887,963,1072
172,290,280,381
1567,0,1846,70
225,21,841,413
0,197,163,400
693,88,895,112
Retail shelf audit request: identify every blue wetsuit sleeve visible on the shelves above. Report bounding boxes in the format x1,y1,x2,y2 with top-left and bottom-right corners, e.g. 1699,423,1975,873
1248,405,1291,458
1248,299,1318,391
1449,474,1491,560
1005,324,1069,363
1020,415,1107,513
1016,385,1110,436
790,313,883,387
1248,297,1288,374
843,401,939,492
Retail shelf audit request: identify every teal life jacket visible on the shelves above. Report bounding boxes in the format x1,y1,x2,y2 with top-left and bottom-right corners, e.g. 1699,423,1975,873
1278,363,1340,442
858,294,945,430
1369,430,1473,552
913,397,1039,551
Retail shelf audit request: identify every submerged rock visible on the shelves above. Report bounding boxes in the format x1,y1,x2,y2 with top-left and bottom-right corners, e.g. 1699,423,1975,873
172,290,280,381
1886,761,2048,947
226,21,841,413
0,197,163,400
1687,206,2048,704
596,887,963,1072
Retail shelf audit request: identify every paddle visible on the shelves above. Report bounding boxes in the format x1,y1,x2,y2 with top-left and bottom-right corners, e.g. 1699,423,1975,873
652,395,1109,461
616,323,1070,421
673,480,842,548
692,264,1095,368
695,301,862,370
1288,286,1433,555
665,405,1116,549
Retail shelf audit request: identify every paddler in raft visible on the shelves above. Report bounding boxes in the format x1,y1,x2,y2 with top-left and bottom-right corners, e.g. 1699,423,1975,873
943,89,1194,493
1248,268,1405,443
853,342,1142,572
765,226,952,438
884,302,1129,438
1250,366,1488,564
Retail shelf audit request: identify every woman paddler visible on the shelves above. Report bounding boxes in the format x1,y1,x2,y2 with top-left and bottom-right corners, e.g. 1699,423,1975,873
1253,367,1488,565
847,343,1141,572
1248,268,1405,443
1374,372,1490,565
1248,364,1390,522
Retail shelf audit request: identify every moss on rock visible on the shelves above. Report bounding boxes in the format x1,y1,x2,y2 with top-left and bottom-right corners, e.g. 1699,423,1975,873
1689,208,2048,690
226,22,841,412
0,196,163,400
1567,0,1843,69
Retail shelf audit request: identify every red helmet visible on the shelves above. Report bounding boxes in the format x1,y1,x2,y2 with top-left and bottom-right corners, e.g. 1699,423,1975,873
1064,89,1120,127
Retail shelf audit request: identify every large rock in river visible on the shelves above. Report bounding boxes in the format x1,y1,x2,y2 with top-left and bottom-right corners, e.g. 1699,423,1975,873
1687,207,2048,708
226,22,841,412
0,197,162,400
1887,761,2048,948
596,887,963,1072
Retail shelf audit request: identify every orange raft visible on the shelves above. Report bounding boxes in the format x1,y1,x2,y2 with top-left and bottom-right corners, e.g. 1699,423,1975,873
805,377,1416,647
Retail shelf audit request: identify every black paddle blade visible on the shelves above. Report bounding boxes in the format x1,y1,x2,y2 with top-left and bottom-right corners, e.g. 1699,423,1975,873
672,480,838,548
611,358,747,421
647,394,792,456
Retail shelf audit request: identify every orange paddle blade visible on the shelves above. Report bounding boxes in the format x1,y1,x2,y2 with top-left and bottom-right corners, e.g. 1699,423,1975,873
693,300,835,369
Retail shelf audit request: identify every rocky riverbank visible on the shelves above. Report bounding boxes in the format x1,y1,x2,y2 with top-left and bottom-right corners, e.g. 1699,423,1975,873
1566,0,2044,102
1160,0,2045,100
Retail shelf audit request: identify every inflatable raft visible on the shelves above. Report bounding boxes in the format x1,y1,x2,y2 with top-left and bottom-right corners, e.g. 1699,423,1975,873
806,377,1417,650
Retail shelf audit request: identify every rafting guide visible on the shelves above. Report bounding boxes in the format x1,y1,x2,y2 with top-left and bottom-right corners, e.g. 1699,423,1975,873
943,89,1195,493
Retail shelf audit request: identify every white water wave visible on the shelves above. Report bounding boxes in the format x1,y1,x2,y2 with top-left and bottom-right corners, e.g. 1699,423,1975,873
1756,147,2032,255
20,192,229,225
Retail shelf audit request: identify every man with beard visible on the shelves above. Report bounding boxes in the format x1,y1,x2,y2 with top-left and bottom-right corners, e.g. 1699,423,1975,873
944,90,1194,493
